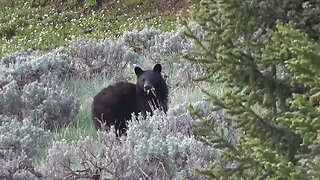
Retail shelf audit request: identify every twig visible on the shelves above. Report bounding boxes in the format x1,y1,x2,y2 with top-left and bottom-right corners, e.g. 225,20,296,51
137,165,151,179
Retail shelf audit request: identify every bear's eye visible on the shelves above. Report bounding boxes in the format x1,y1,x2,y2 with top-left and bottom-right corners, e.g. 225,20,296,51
141,79,145,82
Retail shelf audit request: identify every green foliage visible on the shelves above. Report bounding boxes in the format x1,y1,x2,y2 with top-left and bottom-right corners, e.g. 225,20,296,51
0,48,79,130
186,0,320,179
0,0,196,57
84,0,99,9
69,23,201,78
40,103,219,179
0,115,50,179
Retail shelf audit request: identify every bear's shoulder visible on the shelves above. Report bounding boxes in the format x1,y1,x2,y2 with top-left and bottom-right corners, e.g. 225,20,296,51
93,81,136,105
102,81,135,94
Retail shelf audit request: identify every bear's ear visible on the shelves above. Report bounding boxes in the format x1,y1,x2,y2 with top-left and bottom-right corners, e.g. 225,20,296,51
134,66,144,76
153,64,162,73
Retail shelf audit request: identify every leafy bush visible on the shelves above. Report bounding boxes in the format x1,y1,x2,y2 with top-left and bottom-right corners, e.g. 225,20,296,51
23,78,79,130
186,0,320,178
0,115,50,179
70,37,139,77
40,101,222,179
0,48,73,88
166,60,205,88
0,48,79,179
70,22,204,78
84,0,99,9
0,48,79,130
120,22,203,63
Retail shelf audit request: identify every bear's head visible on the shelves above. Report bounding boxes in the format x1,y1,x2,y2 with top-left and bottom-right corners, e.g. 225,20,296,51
134,64,168,100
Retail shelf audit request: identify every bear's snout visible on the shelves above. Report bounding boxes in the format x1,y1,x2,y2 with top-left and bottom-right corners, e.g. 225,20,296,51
143,84,156,96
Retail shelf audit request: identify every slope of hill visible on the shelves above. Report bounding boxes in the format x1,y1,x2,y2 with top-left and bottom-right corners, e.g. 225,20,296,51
0,0,198,56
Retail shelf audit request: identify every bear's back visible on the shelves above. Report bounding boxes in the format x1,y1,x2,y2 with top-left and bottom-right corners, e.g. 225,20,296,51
91,81,137,132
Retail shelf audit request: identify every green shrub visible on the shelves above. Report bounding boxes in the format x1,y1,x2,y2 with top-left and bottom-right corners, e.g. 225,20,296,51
0,48,79,130
40,101,221,179
186,0,320,178
84,0,98,9
70,22,201,77
0,115,50,179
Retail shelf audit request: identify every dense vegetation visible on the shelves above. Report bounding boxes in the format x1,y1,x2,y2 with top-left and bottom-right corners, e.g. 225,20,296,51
1,1,214,179
186,0,320,178
1,0,319,179
0,0,197,56
0,23,218,179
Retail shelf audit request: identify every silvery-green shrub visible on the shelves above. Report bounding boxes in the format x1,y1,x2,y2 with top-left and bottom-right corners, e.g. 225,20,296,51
41,100,223,179
69,22,204,77
0,49,79,130
120,21,204,63
22,76,79,130
166,60,204,88
124,110,217,179
0,48,79,178
0,80,23,118
70,37,139,77
0,115,50,179
0,48,73,88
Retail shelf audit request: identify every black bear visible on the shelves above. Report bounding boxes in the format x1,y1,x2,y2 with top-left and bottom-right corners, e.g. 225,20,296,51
91,64,168,136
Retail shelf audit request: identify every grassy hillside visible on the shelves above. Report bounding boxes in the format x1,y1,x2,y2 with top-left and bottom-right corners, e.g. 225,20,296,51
0,0,198,56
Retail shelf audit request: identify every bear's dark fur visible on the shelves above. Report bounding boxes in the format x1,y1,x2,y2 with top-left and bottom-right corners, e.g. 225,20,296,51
91,64,168,136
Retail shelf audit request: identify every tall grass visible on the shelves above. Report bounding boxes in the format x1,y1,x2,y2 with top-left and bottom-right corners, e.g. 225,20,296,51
54,76,114,141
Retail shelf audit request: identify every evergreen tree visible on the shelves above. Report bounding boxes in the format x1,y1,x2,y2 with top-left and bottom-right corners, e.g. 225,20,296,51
185,0,320,178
